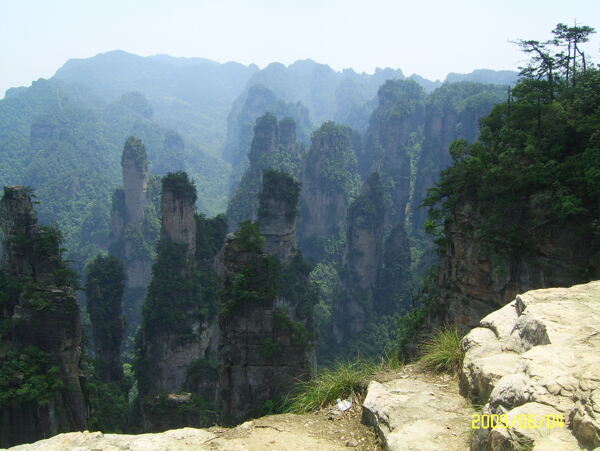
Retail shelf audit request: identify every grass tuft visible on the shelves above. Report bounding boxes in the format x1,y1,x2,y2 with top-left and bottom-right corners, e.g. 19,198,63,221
418,325,465,374
285,360,375,413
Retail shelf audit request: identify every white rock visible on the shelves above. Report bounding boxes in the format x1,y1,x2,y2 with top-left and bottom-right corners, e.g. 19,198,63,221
461,281,600,450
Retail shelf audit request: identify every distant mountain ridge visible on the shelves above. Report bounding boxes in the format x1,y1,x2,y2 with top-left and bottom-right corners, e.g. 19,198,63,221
48,50,517,154
0,49,518,280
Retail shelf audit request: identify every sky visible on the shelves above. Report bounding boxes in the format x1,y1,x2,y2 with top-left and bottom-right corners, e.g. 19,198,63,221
1,0,599,97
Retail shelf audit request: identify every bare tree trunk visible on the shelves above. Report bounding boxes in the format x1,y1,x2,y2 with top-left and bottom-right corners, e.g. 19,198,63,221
572,40,578,85
566,42,571,82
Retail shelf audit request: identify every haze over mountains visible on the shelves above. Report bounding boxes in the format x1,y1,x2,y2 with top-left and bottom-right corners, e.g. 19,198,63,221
1,16,599,448
0,49,517,273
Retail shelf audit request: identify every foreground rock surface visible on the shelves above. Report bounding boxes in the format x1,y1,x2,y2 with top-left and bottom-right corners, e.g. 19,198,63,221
461,280,600,450
362,365,473,450
4,412,378,451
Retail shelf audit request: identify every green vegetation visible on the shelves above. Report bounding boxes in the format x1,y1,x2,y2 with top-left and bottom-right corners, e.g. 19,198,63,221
424,24,600,275
122,136,148,170
257,169,301,221
162,171,198,202
220,224,280,317
285,354,402,414
279,254,318,323
0,346,64,407
347,172,385,230
195,213,227,261
139,241,209,339
285,360,373,413
185,358,218,387
86,367,129,433
0,78,231,280
396,306,427,361
417,326,465,374
372,79,425,119
135,181,226,396
273,308,313,348
85,254,125,381
0,196,79,317
230,219,265,253
311,121,361,198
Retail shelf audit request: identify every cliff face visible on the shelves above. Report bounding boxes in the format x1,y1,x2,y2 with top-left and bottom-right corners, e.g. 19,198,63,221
0,186,88,448
361,79,425,226
426,73,600,327
375,223,412,315
436,201,596,325
297,122,360,262
135,172,223,431
411,83,505,236
218,172,315,423
333,173,386,344
257,169,299,263
160,188,196,263
109,137,157,335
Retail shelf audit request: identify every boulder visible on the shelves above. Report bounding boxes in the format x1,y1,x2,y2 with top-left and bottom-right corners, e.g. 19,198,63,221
460,281,600,450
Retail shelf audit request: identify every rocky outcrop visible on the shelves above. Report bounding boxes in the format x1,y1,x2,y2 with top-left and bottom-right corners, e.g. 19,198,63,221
362,366,472,451
222,84,311,169
218,174,315,423
460,281,600,450
226,113,304,230
297,122,360,262
0,186,88,448
109,137,157,335
136,172,221,430
257,169,299,263
121,137,149,225
435,201,597,326
160,174,197,263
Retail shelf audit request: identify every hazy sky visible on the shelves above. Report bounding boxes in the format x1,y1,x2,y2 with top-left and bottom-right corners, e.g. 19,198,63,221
2,0,599,97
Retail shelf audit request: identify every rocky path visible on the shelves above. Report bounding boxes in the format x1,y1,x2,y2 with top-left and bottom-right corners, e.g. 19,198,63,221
363,365,474,451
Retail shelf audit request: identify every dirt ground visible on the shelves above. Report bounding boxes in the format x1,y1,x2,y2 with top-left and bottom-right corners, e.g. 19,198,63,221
205,396,381,451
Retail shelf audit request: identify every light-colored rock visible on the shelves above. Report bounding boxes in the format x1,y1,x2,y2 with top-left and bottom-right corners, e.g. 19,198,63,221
362,375,472,450
460,281,600,450
488,403,580,451
3,428,216,451
3,413,363,451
